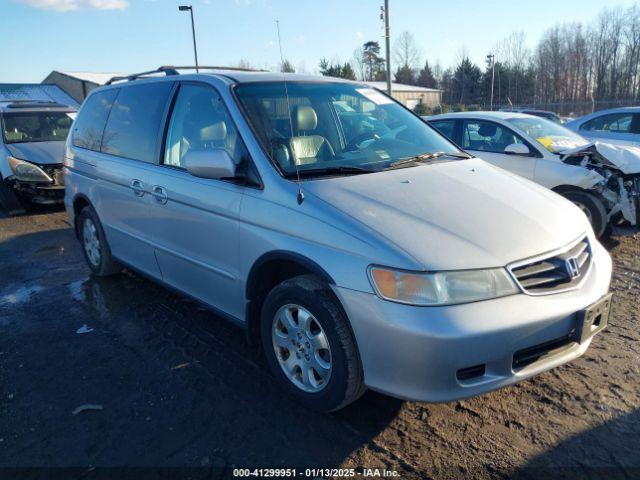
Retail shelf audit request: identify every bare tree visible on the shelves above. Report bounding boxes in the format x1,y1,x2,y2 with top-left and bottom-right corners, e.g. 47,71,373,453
393,31,420,69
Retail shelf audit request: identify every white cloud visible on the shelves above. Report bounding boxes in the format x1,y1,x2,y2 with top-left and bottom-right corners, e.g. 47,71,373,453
15,0,128,11
356,32,364,38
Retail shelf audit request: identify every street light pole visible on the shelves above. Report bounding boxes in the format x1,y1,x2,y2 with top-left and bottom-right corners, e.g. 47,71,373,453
487,54,495,110
179,5,199,72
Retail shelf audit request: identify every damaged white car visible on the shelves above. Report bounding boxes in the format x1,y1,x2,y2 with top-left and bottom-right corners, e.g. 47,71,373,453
426,112,640,237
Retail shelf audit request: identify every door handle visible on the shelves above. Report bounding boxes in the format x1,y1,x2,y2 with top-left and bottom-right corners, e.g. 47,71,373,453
131,179,145,197
151,185,168,205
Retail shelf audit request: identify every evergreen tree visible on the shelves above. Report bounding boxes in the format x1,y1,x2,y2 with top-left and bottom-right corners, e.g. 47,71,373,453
417,60,438,88
280,59,295,73
394,65,415,85
361,41,385,81
453,57,483,105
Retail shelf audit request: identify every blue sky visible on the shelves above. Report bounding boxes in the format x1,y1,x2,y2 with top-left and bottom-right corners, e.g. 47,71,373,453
1,0,635,83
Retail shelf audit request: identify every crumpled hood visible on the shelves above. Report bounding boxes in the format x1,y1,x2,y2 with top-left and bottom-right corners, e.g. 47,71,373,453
5,141,65,166
303,158,589,270
560,141,640,174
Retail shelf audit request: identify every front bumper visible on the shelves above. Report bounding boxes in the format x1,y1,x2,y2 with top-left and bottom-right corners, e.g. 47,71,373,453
333,241,612,402
4,164,65,204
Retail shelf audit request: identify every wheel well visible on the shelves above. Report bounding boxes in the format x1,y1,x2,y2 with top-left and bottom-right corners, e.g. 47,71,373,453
552,184,589,196
72,195,91,238
245,253,334,343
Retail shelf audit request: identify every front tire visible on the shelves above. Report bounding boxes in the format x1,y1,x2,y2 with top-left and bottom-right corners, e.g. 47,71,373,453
0,179,26,216
562,191,607,238
78,206,121,277
260,274,365,412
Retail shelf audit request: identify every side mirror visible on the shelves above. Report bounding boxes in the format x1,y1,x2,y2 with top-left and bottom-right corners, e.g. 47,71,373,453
184,149,236,180
504,143,531,156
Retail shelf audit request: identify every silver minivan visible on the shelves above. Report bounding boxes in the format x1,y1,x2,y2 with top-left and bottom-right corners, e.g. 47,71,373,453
64,67,613,412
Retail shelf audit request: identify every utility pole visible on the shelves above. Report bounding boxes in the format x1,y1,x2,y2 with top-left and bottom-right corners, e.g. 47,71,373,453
381,1,391,96
486,54,495,110
179,5,199,72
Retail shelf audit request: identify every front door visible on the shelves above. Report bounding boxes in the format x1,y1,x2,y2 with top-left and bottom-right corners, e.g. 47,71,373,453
460,119,536,180
147,82,247,320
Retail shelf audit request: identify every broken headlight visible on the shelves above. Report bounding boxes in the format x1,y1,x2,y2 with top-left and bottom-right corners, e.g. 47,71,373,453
7,156,52,183
368,266,519,306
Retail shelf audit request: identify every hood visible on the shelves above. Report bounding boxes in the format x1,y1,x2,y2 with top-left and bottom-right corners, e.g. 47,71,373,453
5,141,65,166
560,141,640,174
303,158,589,271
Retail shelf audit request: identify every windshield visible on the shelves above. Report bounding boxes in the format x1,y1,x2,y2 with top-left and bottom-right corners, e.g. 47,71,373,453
507,116,588,153
2,111,74,144
234,82,462,176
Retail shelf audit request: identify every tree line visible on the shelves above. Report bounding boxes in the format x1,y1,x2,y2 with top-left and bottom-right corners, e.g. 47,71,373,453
273,2,640,115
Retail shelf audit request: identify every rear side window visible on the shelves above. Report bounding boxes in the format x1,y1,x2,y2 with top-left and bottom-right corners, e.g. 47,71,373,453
101,82,173,163
431,120,455,141
72,89,117,151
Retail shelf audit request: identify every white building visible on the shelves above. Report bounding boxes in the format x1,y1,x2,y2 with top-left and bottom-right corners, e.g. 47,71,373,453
364,81,442,109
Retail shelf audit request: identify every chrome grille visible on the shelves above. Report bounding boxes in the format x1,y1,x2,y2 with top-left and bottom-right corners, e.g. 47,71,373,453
509,236,592,294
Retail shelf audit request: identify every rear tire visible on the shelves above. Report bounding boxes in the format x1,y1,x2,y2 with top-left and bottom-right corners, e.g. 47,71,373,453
260,274,365,412
562,191,607,238
78,206,121,277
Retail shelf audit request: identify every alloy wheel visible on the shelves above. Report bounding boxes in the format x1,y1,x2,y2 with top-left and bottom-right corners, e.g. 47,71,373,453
82,218,101,268
271,304,332,393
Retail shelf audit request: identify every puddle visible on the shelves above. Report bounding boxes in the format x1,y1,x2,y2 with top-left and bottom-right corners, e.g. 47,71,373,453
68,279,110,321
68,279,87,303
0,284,45,307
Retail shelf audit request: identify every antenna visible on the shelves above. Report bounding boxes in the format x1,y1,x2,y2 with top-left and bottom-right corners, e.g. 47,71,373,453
276,20,304,205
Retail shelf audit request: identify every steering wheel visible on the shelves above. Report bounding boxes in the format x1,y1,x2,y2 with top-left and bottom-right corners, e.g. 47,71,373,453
345,132,379,151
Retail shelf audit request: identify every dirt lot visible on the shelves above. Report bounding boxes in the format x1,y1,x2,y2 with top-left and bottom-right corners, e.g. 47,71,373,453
0,208,639,480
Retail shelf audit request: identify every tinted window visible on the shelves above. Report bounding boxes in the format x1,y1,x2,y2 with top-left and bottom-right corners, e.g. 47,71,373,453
164,83,248,169
582,113,633,133
72,89,117,151
462,120,524,153
101,82,173,163
431,120,455,141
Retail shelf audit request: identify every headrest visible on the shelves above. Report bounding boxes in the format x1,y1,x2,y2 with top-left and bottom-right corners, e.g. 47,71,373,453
478,123,497,137
292,105,318,132
200,121,227,142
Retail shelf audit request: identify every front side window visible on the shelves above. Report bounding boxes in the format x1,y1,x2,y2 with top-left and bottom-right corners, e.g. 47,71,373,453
72,89,118,151
101,82,173,163
582,113,633,133
234,82,460,176
164,83,248,169
3,111,74,144
507,116,588,153
461,120,524,153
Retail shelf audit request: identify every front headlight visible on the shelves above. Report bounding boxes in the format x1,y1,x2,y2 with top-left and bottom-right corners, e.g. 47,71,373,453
7,156,52,183
369,266,520,306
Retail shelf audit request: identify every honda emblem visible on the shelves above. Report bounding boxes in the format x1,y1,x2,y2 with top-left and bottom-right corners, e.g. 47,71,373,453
565,257,580,279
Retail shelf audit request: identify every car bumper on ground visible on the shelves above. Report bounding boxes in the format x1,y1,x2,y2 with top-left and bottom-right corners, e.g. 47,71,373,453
333,241,613,403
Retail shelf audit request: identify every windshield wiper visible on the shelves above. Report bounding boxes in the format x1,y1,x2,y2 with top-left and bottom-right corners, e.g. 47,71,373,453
286,165,377,179
386,151,470,170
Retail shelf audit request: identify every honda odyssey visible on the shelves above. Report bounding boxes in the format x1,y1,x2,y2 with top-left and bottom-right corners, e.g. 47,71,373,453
64,67,612,412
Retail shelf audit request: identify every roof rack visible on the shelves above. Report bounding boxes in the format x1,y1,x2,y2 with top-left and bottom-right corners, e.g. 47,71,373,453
105,65,267,85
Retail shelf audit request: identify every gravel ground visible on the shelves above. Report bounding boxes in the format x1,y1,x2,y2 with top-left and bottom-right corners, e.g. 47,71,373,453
0,208,638,480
